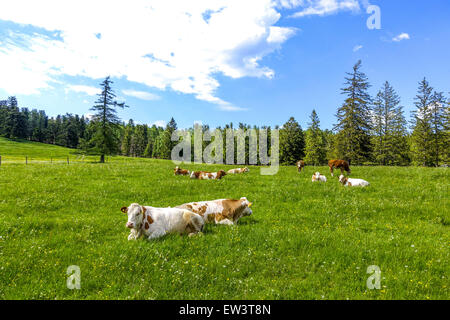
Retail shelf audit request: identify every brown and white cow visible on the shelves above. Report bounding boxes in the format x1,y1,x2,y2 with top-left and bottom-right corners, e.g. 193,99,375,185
227,167,249,174
121,204,204,240
190,170,227,180
176,197,253,225
174,166,190,176
328,159,351,177
297,160,305,173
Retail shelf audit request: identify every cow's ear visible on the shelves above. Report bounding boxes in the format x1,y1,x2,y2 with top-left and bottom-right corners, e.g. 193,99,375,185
121,207,128,214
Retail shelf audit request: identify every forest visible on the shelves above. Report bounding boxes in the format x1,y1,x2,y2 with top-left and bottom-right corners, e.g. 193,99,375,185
0,61,448,167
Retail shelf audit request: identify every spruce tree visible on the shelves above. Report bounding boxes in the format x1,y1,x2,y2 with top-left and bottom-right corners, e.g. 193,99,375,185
372,81,409,165
444,95,450,165
334,60,373,164
89,77,128,163
121,120,134,156
304,110,326,165
411,78,434,166
279,117,305,165
429,91,446,166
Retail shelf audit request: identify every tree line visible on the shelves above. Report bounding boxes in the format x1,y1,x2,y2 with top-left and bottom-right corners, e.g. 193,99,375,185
0,62,448,166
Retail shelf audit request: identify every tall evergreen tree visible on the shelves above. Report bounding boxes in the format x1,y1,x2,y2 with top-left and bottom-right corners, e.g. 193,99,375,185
121,119,134,156
304,110,327,165
372,81,409,165
410,78,435,166
88,77,128,163
334,60,373,164
279,117,305,165
429,91,446,166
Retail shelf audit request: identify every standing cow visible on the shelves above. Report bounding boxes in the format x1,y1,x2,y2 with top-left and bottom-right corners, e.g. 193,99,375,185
296,160,305,173
328,159,351,177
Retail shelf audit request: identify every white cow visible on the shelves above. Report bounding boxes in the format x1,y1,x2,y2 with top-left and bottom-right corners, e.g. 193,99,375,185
312,172,327,182
339,175,370,187
121,203,204,240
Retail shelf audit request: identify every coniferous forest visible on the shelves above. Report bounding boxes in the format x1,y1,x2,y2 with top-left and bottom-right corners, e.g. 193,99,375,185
1,61,448,167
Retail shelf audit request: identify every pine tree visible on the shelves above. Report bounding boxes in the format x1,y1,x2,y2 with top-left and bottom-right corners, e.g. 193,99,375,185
444,95,450,165
334,60,373,164
88,77,128,163
279,117,305,165
304,110,326,165
372,81,409,165
429,91,446,166
121,120,134,156
411,78,434,166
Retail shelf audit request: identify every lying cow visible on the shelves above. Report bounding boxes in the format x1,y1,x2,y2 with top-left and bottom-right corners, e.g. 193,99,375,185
312,172,327,182
174,166,190,176
297,160,305,173
176,197,253,225
339,175,369,187
190,170,227,180
328,159,351,177
121,203,204,240
227,167,249,174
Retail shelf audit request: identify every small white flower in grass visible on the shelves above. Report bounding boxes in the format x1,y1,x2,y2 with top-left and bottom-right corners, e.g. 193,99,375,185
411,244,415,248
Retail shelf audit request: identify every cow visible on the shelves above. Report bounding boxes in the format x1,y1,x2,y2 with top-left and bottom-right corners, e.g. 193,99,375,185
328,159,351,177
312,172,327,182
296,160,305,173
190,170,227,180
227,167,249,174
339,175,369,187
121,203,204,240
176,197,253,225
174,166,190,176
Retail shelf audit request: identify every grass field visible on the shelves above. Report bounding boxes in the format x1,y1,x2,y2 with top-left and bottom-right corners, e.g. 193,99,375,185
0,138,448,300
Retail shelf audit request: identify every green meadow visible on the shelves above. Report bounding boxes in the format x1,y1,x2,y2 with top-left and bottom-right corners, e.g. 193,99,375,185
0,137,448,300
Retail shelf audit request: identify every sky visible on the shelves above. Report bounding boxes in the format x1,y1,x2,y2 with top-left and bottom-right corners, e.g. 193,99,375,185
0,0,449,130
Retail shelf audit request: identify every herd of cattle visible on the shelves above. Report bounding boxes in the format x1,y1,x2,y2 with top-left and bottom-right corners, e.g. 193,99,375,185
121,159,369,241
174,166,249,180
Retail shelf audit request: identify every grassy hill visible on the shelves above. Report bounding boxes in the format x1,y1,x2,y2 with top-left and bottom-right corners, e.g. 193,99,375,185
0,138,448,299
0,137,77,158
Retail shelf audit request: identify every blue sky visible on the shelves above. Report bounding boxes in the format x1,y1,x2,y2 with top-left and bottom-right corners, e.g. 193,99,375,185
0,0,449,130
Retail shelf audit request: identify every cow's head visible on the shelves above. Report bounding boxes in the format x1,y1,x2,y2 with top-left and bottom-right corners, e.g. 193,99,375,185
339,175,347,185
217,170,227,179
239,197,253,217
244,167,249,172
121,203,146,229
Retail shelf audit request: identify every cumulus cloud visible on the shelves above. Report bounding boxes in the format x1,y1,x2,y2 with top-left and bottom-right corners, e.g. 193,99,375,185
0,0,298,109
122,89,160,101
392,33,410,42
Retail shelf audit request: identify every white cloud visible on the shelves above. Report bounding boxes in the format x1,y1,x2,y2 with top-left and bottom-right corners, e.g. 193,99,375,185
285,0,361,18
152,120,167,128
353,44,363,52
392,33,410,42
0,0,298,109
122,89,160,101
66,85,100,96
